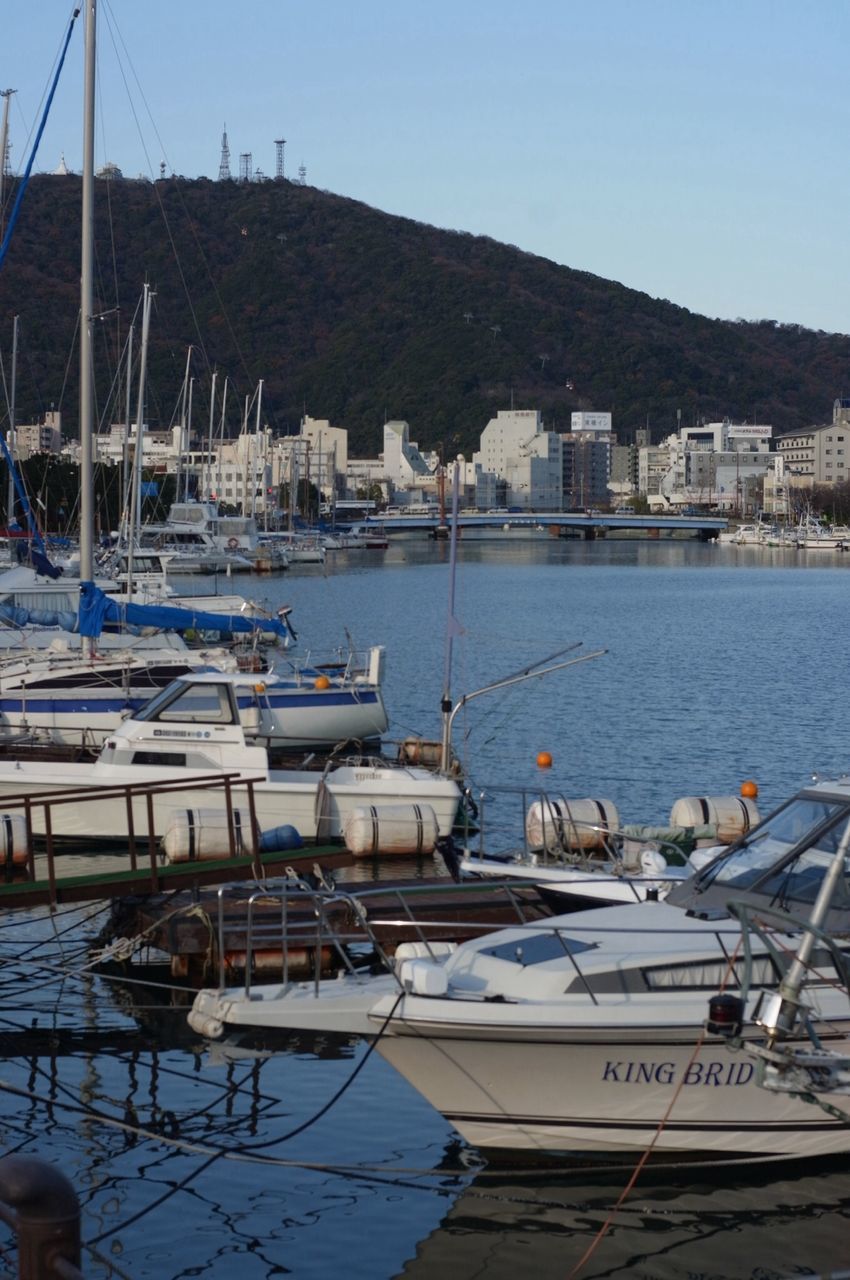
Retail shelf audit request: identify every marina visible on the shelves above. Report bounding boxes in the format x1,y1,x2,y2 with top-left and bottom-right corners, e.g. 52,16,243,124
3,539,850,1276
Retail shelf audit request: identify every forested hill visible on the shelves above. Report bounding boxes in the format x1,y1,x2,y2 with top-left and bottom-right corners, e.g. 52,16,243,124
0,173,848,456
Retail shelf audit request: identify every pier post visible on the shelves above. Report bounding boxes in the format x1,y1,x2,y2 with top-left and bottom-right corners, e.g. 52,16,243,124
0,1154,82,1278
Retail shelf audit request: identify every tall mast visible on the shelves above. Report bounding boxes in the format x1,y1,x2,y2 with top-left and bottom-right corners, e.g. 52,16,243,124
5,314,17,530
125,282,152,598
79,0,96,656
206,371,217,500
119,324,134,546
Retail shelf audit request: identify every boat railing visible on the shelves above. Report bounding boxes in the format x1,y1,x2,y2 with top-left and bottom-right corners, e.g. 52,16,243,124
723,898,850,1093
216,878,543,999
3,771,264,902
275,646,380,685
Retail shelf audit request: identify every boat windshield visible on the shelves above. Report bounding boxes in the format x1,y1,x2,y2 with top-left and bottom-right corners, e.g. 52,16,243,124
134,679,237,725
697,795,850,904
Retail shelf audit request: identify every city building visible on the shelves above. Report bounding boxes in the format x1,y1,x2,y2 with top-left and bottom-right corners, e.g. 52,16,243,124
472,409,563,510
775,400,850,488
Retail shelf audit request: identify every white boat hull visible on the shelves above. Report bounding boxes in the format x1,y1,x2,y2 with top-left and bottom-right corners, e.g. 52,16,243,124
0,762,459,846
371,1009,850,1157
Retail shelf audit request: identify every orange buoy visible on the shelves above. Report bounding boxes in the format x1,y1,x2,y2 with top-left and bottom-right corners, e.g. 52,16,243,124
740,779,759,799
314,674,331,690
536,751,553,769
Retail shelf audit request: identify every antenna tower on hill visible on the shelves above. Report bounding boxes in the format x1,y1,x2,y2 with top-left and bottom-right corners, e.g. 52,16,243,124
298,162,306,185
218,124,231,180
239,152,252,183
274,138,286,179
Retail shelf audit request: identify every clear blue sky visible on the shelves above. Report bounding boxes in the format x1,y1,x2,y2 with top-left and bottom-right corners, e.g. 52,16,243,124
6,0,850,334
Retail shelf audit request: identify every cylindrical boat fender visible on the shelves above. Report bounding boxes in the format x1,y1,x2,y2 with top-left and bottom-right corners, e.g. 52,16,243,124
258,824,304,853
525,796,619,853
162,807,253,863
0,813,28,867
669,795,759,844
344,803,439,857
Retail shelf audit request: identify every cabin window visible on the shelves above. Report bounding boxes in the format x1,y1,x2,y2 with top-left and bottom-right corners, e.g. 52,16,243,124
135,680,237,725
131,750,186,766
481,932,597,966
697,797,846,892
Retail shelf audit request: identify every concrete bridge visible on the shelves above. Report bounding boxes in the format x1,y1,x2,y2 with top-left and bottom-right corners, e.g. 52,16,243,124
352,511,728,539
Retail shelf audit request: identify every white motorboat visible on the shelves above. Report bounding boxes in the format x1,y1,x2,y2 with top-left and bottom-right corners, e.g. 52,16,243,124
0,639,388,750
0,670,456,845
190,776,850,1160
141,501,288,572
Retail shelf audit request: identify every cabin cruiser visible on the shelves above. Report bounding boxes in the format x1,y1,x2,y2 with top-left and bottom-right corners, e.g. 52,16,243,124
141,501,287,572
0,671,455,844
190,776,850,1159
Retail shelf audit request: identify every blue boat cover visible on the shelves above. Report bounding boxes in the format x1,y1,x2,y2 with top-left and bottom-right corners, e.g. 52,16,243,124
77,581,291,641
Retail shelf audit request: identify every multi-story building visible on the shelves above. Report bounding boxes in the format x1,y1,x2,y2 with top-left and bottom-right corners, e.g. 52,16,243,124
775,401,850,488
12,410,62,458
472,409,563,510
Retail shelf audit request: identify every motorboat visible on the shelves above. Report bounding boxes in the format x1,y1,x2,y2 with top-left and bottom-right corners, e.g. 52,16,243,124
0,638,388,750
0,670,456,845
190,775,850,1159
141,501,287,572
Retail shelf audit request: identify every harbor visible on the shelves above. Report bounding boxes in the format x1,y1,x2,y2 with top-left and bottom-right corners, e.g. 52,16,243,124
2,2,850,1274
3,540,850,1276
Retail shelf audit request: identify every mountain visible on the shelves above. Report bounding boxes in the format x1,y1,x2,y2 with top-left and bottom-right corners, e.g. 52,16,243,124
0,174,848,457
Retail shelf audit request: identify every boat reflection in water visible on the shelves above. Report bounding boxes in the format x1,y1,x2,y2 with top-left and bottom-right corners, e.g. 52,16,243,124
400,1155,850,1279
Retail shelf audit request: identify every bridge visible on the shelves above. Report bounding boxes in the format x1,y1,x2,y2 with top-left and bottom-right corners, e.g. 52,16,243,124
352,512,728,538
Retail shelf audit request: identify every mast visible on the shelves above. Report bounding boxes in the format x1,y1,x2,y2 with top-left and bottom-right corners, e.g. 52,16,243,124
79,0,96,657
119,324,134,546
125,282,152,597
252,380,263,520
206,371,217,500
440,459,462,773
5,314,17,531
177,345,192,504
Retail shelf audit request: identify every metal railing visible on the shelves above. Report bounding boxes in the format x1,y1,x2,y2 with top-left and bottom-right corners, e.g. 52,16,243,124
215,878,540,998
1,771,264,903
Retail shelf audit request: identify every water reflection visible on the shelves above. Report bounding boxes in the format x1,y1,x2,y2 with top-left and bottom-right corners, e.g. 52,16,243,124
399,1156,850,1279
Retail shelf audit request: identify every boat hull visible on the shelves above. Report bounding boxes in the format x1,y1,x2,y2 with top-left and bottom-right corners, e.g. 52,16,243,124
373,1014,850,1158
0,764,459,846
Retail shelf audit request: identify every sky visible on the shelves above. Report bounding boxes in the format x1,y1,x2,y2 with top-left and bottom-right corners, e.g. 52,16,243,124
5,0,850,334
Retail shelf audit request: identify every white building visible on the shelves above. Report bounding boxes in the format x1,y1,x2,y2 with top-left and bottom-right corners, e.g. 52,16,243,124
472,409,562,510
301,416,348,499
12,410,63,458
382,421,432,486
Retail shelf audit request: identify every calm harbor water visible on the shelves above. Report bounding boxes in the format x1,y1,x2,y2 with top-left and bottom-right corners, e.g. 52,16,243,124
2,534,850,1278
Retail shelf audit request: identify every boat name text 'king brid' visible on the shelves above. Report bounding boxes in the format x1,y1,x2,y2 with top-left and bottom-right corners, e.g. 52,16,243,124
601,1059,755,1086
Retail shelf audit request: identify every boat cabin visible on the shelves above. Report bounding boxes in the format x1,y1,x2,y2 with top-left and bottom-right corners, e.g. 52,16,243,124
98,673,269,774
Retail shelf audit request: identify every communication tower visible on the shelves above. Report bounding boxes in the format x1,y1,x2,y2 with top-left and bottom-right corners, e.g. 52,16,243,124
297,163,306,186
218,124,231,180
239,152,252,183
274,138,286,179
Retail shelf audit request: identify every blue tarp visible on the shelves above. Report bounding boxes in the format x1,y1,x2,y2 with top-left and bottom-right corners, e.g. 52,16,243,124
77,581,292,642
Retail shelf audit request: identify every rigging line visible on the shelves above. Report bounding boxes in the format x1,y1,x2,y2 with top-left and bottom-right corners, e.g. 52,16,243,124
0,8,80,274
96,9,214,384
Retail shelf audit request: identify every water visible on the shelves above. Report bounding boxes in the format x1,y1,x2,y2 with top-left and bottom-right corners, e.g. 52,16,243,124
2,535,850,1278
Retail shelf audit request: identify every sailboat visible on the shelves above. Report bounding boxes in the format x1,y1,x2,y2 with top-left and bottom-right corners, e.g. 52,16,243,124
0,5,389,751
